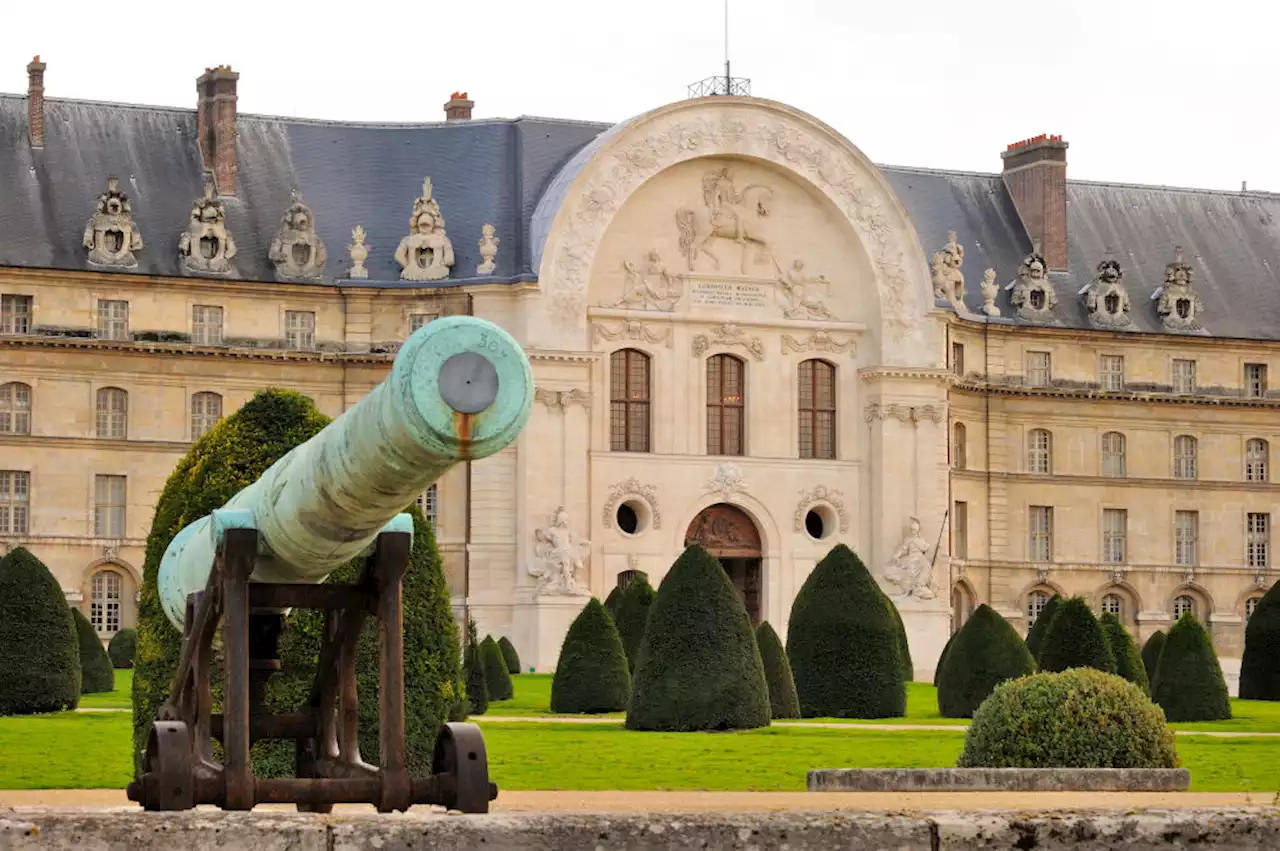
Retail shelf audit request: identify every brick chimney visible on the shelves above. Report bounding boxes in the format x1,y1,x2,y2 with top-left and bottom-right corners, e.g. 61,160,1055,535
444,91,474,122
27,56,46,148
1001,134,1069,271
196,65,240,195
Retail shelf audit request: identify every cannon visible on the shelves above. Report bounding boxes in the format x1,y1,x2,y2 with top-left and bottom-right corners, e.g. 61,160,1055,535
128,315,533,815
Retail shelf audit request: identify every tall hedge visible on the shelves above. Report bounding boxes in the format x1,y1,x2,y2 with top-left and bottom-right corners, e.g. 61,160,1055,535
887,600,914,681
1024,594,1061,661
0,547,81,715
481,635,514,701
1101,613,1150,696
615,575,656,673
108,628,137,669
72,608,115,694
604,586,622,619
787,544,905,719
498,636,522,675
934,630,958,687
551,598,631,713
464,619,488,716
133,389,463,778
1240,582,1280,700
936,604,1036,718
1153,613,1231,722
755,621,800,719
1141,630,1167,693
1037,597,1116,674
626,545,770,731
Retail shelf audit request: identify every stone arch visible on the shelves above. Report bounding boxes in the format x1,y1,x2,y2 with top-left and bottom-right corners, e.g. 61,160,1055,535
1167,581,1214,619
79,559,139,636
1091,579,1142,625
683,501,766,627
1235,582,1270,613
950,577,978,631
82,554,141,587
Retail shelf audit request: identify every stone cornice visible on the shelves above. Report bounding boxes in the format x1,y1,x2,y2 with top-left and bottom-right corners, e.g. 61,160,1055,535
949,312,1280,352
0,434,191,453
0,334,394,364
859,366,955,384
951,467,1280,493
954,556,1273,578
527,350,599,364
586,307,867,334
950,379,1280,410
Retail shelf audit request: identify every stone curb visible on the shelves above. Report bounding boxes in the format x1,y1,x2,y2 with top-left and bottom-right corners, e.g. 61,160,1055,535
3,808,1280,850
808,768,1192,792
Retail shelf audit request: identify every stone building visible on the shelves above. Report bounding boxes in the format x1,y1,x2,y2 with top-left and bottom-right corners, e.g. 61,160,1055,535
2,60,1279,687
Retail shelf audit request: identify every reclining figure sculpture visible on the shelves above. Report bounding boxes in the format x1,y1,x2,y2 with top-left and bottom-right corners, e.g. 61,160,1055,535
128,315,533,814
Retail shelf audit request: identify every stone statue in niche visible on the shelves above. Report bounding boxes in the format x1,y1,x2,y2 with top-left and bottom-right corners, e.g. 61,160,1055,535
676,167,775,275
1008,244,1056,323
609,250,682,311
476,223,499,275
930,230,965,304
83,176,144,268
394,178,454,281
881,516,936,600
777,259,834,320
347,225,370,279
1156,245,1204,332
268,191,327,282
979,268,1001,316
1081,250,1131,328
529,506,590,596
178,174,237,277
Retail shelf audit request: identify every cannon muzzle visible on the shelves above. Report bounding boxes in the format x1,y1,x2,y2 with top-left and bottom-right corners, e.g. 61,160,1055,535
158,315,533,629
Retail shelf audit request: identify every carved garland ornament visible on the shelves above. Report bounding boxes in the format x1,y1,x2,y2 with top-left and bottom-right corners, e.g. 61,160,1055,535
781,330,856,358
592,320,673,348
794,485,850,533
704,463,748,500
534,387,592,409
602,478,662,530
863,401,945,423
691,323,765,361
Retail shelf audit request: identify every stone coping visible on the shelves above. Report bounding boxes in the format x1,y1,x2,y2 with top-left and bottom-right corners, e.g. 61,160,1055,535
808,767,1192,792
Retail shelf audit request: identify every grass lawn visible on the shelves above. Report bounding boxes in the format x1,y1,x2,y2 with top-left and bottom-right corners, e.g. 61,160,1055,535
78,669,133,710
0,713,133,789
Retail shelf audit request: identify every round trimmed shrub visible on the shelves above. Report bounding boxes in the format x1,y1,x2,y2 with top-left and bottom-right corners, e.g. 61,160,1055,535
481,635,514,701
887,599,913,681
1141,630,1167,692
1101,613,1149,696
1024,594,1061,661
1153,612,1231,722
464,619,488,716
498,636,521,676
1037,597,1116,674
936,604,1035,718
604,585,622,619
1240,582,1280,700
551,598,630,713
626,545,770,731
786,544,905,719
755,621,800,719
614,575,656,673
72,608,115,694
934,629,957,687
958,668,1178,768
108,628,137,669
0,547,81,715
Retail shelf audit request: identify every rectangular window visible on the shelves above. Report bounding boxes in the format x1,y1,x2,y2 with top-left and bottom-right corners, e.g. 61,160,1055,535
417,483,438,529
1175,511,1199,567
1248,512,1270,568
706,355,745,457
94,474,126,538
96,300,129,341
953,501,968,560
0,471,30,535
409,313,436,333
797,360,836,460
0,295,32,334
1025,351,1051,387
951,342,965,377
1246,363,1268,398
1103,508,1127,564
191,305,224,346
1101,432,1126,477
1100,355,1125,391
1172,359,1197,394
285,311,316,350
609,349,651,452
1029,505,1053,562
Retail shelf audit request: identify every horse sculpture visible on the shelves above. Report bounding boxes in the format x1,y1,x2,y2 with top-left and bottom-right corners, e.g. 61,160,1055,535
675,167,775,275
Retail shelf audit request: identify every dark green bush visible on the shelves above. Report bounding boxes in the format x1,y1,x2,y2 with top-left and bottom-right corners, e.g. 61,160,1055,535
786,544,905,719
0,547,80,715
936,604,1036,718
958,668,1178,769
604,586,622,619
551,598,630,713
934,630,957,688
887,600,913,681
1101,613,1149,696
72,608,115,694
464,619,488,716
1153,613,1231,722
755,621,799,719
498,636,521,675
626,545,770,731
108,628,137,669
1024,594,1061,661
1240,582,1280,700
1037,597,1116,674
614,576,656,673
1141,630,1167,692
481,635,513,701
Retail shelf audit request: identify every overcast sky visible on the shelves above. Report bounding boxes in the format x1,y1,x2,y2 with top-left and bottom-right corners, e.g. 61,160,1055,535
4,0,1275,192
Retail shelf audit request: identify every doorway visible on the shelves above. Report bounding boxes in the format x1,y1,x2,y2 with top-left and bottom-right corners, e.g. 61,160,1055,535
684,503,763,626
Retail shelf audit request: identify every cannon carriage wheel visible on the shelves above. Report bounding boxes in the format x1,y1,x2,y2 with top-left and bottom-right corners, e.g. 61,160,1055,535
432,723,495,814
139,721,195,811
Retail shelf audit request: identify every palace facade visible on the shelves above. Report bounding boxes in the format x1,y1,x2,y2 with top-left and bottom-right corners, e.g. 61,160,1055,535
3,59,1279,686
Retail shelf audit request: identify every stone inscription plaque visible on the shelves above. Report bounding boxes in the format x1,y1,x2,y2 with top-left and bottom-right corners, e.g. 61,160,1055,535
689,279,771,309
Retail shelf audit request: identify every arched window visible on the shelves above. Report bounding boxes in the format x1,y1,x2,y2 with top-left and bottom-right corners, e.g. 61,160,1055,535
0,382,31,435
952,422,967,470
90,570,123,636
616,569,648,591
95,387,128,439
1101,431,1126,477
609,349,651,452
1027,590,1050,624
1027,428,1052,474
797,359,836,460
1246,595,1264,623
1246,438,1269,483
190,392,223,440
1174,435,1197,479
706,354,745,456
1174,594,1196,619
1101,593,1123,618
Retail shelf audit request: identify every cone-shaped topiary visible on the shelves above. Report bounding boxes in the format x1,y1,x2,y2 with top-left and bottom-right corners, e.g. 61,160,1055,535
604,585,622,619
755,621,800,719
480,635,514,701
1024,594,1061,661
498,636,521,676
786,544,906,719
887,600,914,681
626,545,770,731
0,547,81,715
108,627,137,669
1153,612,1231,722
1240,582,1280,700
934,629,958,688
71,608,115,694
551,598,631,713
936,604,1036,718
615,575,656,673
464,619,488,716
1101,613,1150,696
1141,630,1167,693
1037,597,1116,674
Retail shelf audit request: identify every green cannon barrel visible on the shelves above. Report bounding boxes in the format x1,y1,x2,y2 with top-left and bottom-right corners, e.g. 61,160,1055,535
157,315,533,629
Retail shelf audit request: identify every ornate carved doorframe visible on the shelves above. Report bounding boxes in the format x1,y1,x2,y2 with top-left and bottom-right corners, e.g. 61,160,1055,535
683,503,761,559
